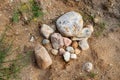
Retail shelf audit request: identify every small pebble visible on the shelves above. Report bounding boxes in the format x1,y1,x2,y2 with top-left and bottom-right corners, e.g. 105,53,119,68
79,39,89,50
66,46,74,53
94,16,100,24
30,36,35,42
72,41,78,49
63,37,72,47
51,49,58,55
83,62,93,72
42,39,50,45
74,48,81,54
63,52,70,62
70,54,77,59
59,48,66,55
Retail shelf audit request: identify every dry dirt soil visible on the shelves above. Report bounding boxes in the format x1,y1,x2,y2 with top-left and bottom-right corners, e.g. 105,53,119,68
0,0,120,80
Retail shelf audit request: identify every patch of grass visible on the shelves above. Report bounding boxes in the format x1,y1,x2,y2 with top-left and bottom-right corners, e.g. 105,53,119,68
12,10,20,23
94,22,106,37
87,72,97,78
0,27,32,80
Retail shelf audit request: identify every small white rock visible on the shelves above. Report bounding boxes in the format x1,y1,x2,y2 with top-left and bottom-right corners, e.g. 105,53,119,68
51,49,58,56
42,39,50,45
79,39,89,50
41,24,54,39
83,62,93,72
63,52,70,62
66,46,74,53
70,54,77,59
30,36,35,42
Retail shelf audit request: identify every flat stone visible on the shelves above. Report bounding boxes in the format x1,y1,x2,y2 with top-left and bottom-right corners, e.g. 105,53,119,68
79,39,89,50
59,48,66,55
70,54,77,59
83,62,93,72
34,44,52,69
51,33,64,49
42,39,50,45
63,37,72,46
63,52,70,62
66,46,74,53
51,49,58,56
74,48,81,54
56,11,83,37
72,41,78,49
41,24,54,39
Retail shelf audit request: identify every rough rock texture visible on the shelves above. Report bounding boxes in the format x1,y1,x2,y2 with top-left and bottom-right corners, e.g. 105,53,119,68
34,44,52,69
56,11,83,37
51,33,64,49
83,62,93,72
63,52,70,62
79,39,89,50
63,37,72,46
41,24,54,39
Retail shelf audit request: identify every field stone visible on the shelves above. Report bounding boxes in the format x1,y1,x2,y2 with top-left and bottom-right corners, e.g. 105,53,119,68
56,11,83,37
42,39,50,45
79,39,89,50
34,44,52,69
59,48,66,55
83,62,93,72
63,37,72,46
72,41,78,49
70,54,77,59
66,46,74,53
63,52,71,62
51,33,64,49
41,24,54,38
51,49,58,55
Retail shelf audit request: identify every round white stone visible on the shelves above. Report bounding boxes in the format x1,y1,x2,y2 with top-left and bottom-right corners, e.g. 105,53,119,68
51,49,58,56
83,62,93,72
56,11,83,37
66,46,74,53
63,52,70,62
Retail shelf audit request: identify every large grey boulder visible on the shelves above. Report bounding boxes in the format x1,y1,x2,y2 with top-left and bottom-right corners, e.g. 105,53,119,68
56,11,83,37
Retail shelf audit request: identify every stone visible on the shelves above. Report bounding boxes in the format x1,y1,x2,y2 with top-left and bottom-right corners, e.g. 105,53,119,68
51,33,64,49
34,44,52,69
63,52,70,62
66,46,74,53
63,37,72,46
30,36,35,42
79,39,89,50
72,37,86,41
72,41,78,49
41,24,54,39
86,24,94,32
59,48,66,55
83,62,93,72
51,49,58,55
74,48,81,54
42,39,50,45
56,11,83,37
70,54,77,59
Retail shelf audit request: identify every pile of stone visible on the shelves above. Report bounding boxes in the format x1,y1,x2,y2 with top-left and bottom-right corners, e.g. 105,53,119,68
35,11,94,69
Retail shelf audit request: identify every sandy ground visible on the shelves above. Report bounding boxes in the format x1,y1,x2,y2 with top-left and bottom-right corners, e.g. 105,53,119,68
0,0,120,80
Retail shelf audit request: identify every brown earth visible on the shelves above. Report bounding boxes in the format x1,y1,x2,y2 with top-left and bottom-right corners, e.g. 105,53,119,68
0,0,120,80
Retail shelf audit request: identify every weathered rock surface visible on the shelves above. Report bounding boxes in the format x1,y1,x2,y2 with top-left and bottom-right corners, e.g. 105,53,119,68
70,54,77,59
56,11,83,37
79,39,89,50
63,52,71,62
63,37,72,46
41,24,54,39
83,62,93,72
34,44,52,69
51,49,58,55
51,33,64,49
